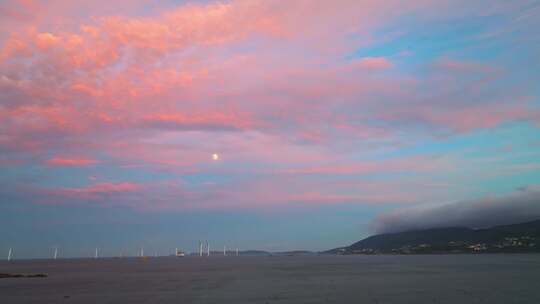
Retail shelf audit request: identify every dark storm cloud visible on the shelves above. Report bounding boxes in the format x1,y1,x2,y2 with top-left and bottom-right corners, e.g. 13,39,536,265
371,185,540,234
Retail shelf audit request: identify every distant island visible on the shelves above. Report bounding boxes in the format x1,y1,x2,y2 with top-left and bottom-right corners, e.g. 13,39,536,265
327,219,540,255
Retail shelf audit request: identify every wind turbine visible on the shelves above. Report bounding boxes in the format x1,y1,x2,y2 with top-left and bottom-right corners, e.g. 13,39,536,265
53,247,58,260
206,241,210,257
223,245,227,256
7,248,12,261
95,248,99,259
199,241,203,257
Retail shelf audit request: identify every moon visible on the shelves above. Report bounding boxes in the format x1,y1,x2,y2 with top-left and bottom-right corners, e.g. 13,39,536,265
212,153,219,161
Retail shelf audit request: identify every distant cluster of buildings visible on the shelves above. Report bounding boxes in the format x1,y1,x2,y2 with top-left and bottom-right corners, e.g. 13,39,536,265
470,236,537,252
343,235,539,255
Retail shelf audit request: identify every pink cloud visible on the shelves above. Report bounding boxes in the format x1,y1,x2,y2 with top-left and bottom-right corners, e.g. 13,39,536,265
64,182,139,194
46,157,99,167
0,0,539,215
191,176,427,210
281,155,452,175
142,111,263,131
45,182,141,202
380,100,537,134
1,1,535,157
353,57,393,70
284,191,419,205
433,58,497,73
34,32,60,49
430,104,533,133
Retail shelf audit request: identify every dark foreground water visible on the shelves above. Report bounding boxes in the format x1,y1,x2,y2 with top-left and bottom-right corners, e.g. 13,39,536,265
1,254,539,303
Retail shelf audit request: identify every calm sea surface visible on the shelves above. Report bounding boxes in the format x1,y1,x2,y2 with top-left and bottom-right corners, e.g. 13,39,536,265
1,254,539,303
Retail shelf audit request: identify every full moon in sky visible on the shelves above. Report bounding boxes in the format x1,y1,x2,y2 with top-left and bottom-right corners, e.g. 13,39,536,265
212,153,219,161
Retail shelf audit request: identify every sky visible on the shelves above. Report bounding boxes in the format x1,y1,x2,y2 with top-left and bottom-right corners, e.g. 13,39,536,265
1,0,540,259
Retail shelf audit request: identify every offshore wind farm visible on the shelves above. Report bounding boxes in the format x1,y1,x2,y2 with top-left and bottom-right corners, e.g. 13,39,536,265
3,240,245,261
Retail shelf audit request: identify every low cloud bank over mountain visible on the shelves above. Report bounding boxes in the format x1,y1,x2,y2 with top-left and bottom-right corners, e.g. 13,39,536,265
372,185,540,234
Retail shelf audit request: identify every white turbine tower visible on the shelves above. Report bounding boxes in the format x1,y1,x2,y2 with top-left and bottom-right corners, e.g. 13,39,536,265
223,245,227,256
236,248,239,256
199,241,203,257
95,248,99,259
53,247,58,260
140,247,144,257
207,241,210,256
7,248,12,261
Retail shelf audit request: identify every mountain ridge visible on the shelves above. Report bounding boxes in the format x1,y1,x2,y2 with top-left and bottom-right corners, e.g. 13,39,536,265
327,219,540,254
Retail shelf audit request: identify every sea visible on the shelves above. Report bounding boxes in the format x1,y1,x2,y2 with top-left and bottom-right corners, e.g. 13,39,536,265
1,254,539,303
